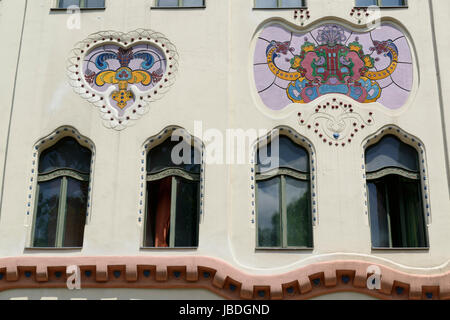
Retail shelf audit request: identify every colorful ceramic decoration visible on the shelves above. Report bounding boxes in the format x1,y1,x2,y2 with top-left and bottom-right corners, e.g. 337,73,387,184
68,30,178,130
254,23,413,110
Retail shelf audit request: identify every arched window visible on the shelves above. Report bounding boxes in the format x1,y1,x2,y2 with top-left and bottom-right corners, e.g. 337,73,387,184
255,135,313,249
144,136,201,248
32,137,92,248
365,135,428,248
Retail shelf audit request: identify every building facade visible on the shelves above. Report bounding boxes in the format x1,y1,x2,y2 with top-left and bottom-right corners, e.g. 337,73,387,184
0,0,449,300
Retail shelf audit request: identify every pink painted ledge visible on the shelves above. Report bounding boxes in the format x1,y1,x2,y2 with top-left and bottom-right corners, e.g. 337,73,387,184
0,256,449,300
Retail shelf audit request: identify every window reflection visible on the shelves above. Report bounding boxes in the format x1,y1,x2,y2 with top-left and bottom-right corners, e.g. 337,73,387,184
365,135,427,248
33,136,92,248
256,134,313,249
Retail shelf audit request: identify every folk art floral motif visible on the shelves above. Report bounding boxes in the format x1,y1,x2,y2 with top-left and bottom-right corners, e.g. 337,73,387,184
254,23,413,110
84,44,165,110
68,30,178,130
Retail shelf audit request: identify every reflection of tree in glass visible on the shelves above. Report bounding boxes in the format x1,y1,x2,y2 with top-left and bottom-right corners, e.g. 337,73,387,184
147,139,201,174
287,191,312,247
257,192,312,248
34,180,60,247
39,137,92,174
258,212,280,247
64,179,88,247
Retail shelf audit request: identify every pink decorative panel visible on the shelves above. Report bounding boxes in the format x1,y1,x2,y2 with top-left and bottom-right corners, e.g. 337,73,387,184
254,23,413,110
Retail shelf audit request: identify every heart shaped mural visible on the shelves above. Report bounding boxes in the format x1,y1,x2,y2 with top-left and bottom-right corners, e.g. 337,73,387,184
67,29,178,130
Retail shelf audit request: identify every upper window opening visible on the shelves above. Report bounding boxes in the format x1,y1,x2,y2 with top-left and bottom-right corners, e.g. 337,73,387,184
146,138,201,175
39,137,92,174
255,0,306,8
156,0,205,7
365,135,419,173
257,135,309,173
33,136,92,248
144,135,201,248
255,134,313,249
58,0,105,8
365,134,428,249
355,0,407,7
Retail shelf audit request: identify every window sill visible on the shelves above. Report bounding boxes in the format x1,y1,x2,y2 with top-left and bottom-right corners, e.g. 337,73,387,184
150,6,206,9
354,6,408,9
50,7,106,11
253,7,308,10
256,247,313,251
371,247,429,251
140,247,198,250
24,247,82,251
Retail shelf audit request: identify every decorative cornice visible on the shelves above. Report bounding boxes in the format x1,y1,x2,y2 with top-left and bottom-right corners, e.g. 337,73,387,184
0,256,448,300
366,167,419,181
38,169,90,183
147,168,200,182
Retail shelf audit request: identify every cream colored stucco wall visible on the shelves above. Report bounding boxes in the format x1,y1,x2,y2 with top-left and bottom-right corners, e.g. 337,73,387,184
0,0,448,300
431,0,450,186
0,0,27,222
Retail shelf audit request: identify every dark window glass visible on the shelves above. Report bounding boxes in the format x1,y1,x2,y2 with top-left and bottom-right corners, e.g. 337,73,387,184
355,0,406,7
367,182,390,247
281,0,304,7
368,176,427,248
158,0,179,6
146,138,200,174
381,0,405,6
85,0,105,7
59,0,105,8
366,135,427,249
145,177,200,248
257,135,309,173
33,136,92,248
145,135,201,248
145,178,172,247
257,177,281,247
256,134,312,249
355,0,377,6
63,178,88,247
33,179,61,247
255,0,278,7
182,0,204,6
39,137,92,174
285,177,312,247
59,0,80,8
255,0,305,8
365,135,419,173
174,178,199,247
